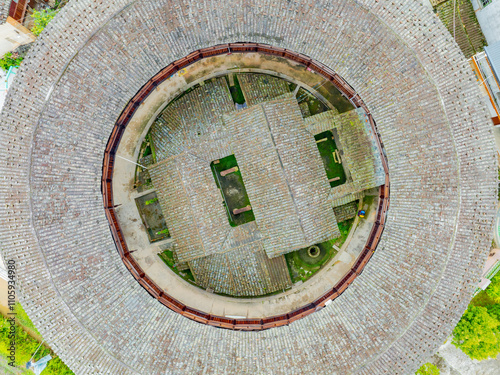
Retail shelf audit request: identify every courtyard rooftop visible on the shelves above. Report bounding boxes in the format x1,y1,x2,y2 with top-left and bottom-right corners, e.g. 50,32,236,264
149,94,339,263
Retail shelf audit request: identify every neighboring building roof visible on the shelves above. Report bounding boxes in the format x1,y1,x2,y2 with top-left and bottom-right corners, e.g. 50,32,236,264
472,0,500,46
0,0,10,24
435,0,487,58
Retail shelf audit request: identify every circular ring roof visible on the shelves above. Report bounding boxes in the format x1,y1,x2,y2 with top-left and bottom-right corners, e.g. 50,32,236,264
0,0,496,374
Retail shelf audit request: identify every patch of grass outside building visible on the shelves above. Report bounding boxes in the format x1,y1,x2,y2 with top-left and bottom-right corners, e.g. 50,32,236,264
14,303,39,336
0,309,74,374
211,155,255,227
158,250,196,284
286,218,354,284
314,130,347,187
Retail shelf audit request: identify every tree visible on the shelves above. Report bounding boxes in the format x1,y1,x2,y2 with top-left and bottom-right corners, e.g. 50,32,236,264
452,305,500,360
485,273,500,302
487,303,500,322
31,9,59,36
415,363,440,375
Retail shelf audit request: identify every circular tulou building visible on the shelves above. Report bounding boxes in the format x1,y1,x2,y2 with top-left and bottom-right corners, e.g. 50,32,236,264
0,0,497,374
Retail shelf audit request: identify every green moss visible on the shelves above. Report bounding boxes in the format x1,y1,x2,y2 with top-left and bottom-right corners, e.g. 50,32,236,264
158,250,195,283
228,75,245,104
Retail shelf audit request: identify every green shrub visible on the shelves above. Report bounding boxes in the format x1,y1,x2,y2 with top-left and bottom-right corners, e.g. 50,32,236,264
0,52,23,72
415,362,440,375
31,9,59,36
485,272,500,302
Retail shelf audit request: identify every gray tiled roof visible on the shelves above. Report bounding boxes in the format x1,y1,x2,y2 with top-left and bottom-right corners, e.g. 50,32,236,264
306,108,386,206
0,0,9,24
151,94,339,261
0,0,496,374
189,239,291,296
149,153,230,262
226,96,339,257
150,78,234,162
238,73,291,106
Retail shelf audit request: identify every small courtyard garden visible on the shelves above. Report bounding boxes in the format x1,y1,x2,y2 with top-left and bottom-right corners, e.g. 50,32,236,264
135,192,170,242
211,154,255,226
315,130,347,187
286,218,354,284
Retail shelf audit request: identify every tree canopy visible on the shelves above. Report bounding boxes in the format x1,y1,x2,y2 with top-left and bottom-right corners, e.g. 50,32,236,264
485,272,500,302
415,363,440,375
452,305,500,360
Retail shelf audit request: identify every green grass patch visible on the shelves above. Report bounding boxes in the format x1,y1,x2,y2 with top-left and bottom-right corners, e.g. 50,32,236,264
286,218,354,284
145,197,158,205
314,131,347,187
0,309,74,374
147,134,156,163
14,303,39,336
211,155,255,226
158,250,195,283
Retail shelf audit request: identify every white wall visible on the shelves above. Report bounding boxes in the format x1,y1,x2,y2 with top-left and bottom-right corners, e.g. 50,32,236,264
0,17,34,58
476,0,500,45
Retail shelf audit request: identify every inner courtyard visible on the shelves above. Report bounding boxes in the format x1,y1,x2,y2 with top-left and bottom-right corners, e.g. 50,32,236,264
112,51,386,302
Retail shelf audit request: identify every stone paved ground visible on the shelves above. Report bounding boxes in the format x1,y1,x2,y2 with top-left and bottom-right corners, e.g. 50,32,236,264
432,339,500,375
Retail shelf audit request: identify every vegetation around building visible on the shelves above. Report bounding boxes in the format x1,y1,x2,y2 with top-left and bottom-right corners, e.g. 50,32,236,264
0,303,73,374
415,362,440,375
452,272,500,360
